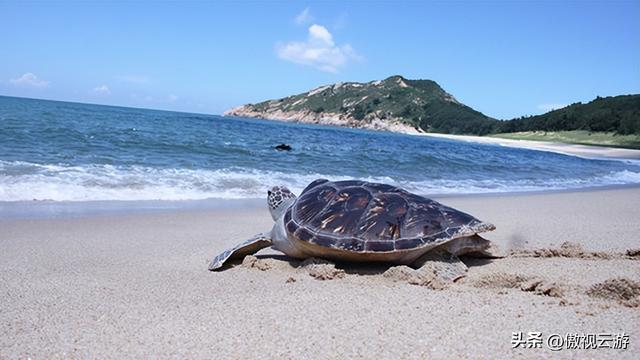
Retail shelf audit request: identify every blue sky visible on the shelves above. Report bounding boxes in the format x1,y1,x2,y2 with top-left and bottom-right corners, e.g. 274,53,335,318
1,1,638,119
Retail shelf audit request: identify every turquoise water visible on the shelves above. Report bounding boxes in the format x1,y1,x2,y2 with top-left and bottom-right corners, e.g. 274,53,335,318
1,95,639,201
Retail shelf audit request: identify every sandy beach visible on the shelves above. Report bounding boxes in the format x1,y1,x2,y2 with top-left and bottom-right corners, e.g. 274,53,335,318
1,187,639,359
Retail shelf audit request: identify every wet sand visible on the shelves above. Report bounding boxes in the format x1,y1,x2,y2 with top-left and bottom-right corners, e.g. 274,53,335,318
1,187,639,358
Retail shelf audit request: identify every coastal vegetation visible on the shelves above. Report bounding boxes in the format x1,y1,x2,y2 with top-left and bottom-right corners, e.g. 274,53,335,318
498,95,640,135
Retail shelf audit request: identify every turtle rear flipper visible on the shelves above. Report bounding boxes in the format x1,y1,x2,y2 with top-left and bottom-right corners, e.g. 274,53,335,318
445,235,505,258
209,233,272,271
412,248,468,283
442,235,491,256
464,243,505,258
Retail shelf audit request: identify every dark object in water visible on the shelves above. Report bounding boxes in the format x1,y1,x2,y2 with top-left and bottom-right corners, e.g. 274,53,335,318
275,143,292,151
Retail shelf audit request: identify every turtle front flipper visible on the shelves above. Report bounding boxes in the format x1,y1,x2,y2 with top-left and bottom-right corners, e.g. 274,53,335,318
208,233,272,271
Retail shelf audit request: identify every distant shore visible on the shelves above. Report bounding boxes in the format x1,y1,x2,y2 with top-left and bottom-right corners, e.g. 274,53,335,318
224,113,640,160
420,132,640,160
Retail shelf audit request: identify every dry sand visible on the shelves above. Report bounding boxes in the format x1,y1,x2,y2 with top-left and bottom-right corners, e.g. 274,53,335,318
1,187,639,359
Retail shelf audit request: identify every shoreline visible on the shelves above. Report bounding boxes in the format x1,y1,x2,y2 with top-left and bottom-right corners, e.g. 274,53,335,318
223,113,424,134
2,183,640,220
419,132,640,160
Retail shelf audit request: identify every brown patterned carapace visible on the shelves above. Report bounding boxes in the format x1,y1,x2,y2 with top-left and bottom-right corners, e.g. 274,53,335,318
283,179,484,253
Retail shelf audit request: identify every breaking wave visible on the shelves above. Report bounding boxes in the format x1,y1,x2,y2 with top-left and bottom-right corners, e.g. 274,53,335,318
1,160,640,202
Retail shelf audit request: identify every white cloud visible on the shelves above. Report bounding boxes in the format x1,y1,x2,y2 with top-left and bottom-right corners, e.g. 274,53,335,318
294,7,313,25
92,85,111,95
537,103,567,112
117,75,149,84
168,94,178,102
276,24,361,73
309,24,333,46
9,73,50,88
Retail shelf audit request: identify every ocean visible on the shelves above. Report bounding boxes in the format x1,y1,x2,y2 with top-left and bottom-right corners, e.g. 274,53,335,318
1,95,639,202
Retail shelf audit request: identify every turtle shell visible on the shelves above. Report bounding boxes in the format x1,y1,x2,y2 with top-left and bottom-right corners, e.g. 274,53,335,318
283,179,494,253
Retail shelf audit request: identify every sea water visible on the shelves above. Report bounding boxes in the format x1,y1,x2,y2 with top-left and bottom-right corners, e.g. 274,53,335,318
1,95,639,202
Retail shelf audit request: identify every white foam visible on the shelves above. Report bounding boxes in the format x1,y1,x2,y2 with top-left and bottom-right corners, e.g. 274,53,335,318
0,160,639,202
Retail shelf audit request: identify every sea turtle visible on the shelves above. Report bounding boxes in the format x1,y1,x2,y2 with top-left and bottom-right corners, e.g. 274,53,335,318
209,179,499,277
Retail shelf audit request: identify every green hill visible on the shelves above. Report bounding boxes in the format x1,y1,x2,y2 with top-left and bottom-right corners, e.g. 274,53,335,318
225,75,497,134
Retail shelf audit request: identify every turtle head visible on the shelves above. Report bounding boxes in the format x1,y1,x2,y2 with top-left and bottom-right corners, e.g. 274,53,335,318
267,186,297,221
